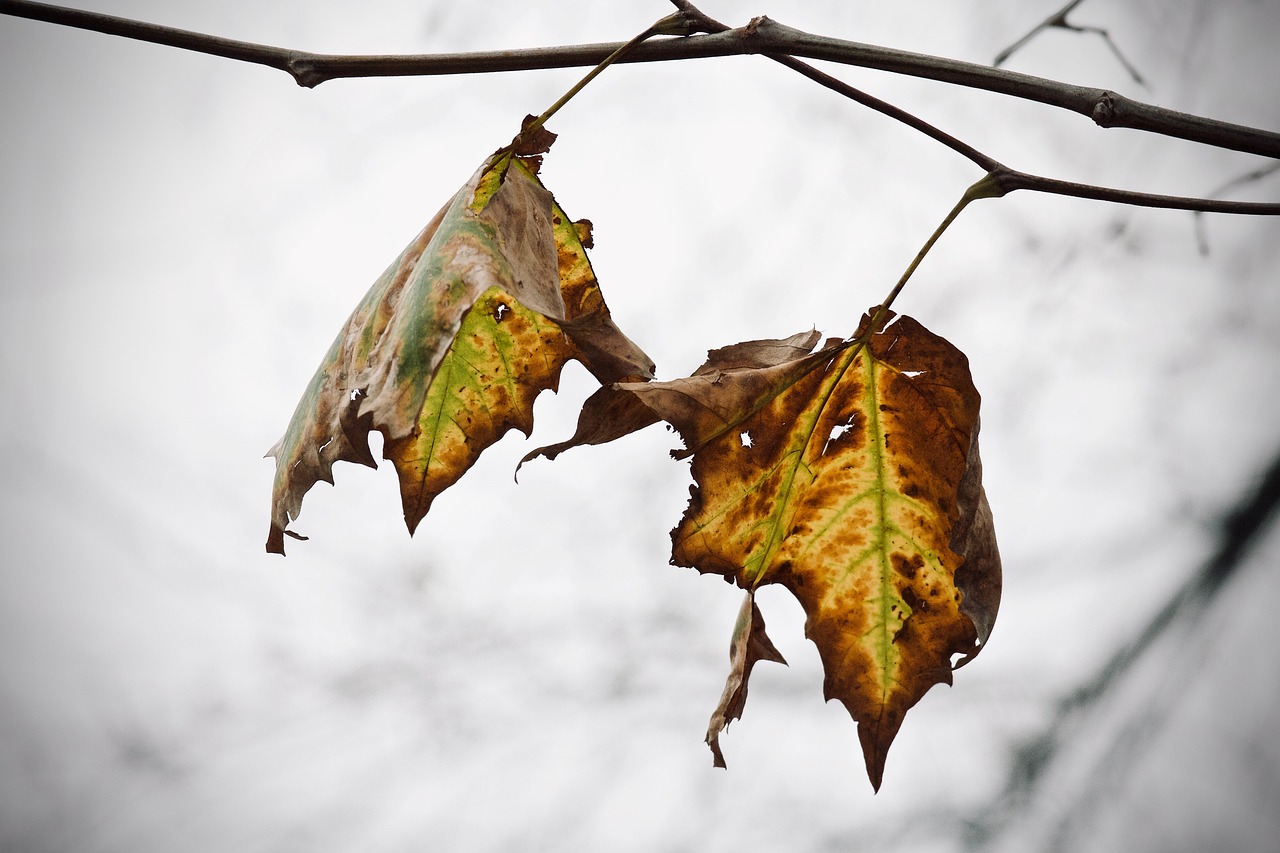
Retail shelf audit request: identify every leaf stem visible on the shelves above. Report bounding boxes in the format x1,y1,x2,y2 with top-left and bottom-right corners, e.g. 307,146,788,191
518,12,695,144
860,174,1002,340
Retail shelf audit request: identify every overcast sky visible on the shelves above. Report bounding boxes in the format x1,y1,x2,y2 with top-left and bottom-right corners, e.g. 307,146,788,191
2,1,1279,851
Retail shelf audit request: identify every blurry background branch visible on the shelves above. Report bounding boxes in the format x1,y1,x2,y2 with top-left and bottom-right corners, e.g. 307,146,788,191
1194,163,1280,254
964,445,1280,850
993,0,1147,89
2,0,1278,159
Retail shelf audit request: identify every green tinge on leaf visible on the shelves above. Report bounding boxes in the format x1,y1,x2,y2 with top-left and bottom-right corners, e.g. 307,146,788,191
386,285,573,534
267,135,654,553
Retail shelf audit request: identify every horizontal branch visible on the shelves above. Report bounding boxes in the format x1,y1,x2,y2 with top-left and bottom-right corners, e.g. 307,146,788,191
4,0,1279,160
666,1,1280,217
991,168,1280,215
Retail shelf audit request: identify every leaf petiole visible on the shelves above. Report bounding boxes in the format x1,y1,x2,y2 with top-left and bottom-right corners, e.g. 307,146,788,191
512,11,697,149
859,171,1004,341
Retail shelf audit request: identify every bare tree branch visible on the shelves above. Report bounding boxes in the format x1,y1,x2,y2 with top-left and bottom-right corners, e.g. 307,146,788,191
3,0,1279,159
665,2,1280,217
990,168,1280,215
1195,163,1280,254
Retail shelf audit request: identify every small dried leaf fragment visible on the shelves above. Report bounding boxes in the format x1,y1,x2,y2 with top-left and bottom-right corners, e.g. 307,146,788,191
266,138,651,552
706,591,787,768
618,310,1000,789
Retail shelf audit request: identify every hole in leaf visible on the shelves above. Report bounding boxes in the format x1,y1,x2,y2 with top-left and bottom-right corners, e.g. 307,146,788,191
739,431,753,448
901,369,925,378
493,302,510,322
821,417,855,455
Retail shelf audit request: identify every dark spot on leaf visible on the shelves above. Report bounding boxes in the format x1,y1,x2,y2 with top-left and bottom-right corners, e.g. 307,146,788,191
891,552,924,580
902,585,925,613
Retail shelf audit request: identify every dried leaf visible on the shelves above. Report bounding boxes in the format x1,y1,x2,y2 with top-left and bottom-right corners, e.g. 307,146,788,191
618,310,1000,789
706,591,787,768
520,330,824,468
266,142,651,552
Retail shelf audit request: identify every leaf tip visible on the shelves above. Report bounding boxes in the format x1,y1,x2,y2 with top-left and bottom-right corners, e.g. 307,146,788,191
706,734,728,769
266,526,285,556
857,712,901,794
267,525,309,555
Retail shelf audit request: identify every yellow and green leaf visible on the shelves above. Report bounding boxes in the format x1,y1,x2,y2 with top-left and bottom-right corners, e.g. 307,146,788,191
266,133,652,553
602,310,1000,789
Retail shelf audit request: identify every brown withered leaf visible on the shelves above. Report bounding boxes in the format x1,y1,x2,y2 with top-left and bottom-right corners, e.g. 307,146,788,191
706,591,787,768
555,310,999,789
520,330,825,468
266,140,651,553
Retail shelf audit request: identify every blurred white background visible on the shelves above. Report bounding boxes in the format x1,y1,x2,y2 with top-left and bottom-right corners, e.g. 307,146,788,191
2,1,1279,851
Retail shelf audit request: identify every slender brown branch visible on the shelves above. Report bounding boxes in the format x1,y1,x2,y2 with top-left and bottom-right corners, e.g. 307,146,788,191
741,19,1275,158
991,168,1280,215
4,0,1279,160
667,1,1280,217
7,0,1269,217
1194,163,1280,253
668,1,1000,172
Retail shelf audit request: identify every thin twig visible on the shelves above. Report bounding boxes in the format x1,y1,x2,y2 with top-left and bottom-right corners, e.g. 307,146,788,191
668,1,1000,172
668,1,1280,217
993,0,1146,90
994,0,1087,67
992,168,1280,215
1194,163,1280,254
3,0,1278,158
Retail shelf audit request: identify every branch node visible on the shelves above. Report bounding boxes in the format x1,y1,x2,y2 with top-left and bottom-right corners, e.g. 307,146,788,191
286,54,325,88
1091,90,1119,127
743,16,773,49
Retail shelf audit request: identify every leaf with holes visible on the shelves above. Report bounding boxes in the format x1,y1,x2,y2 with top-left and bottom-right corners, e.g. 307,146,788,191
266,129,653,553
610,309,1000,790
